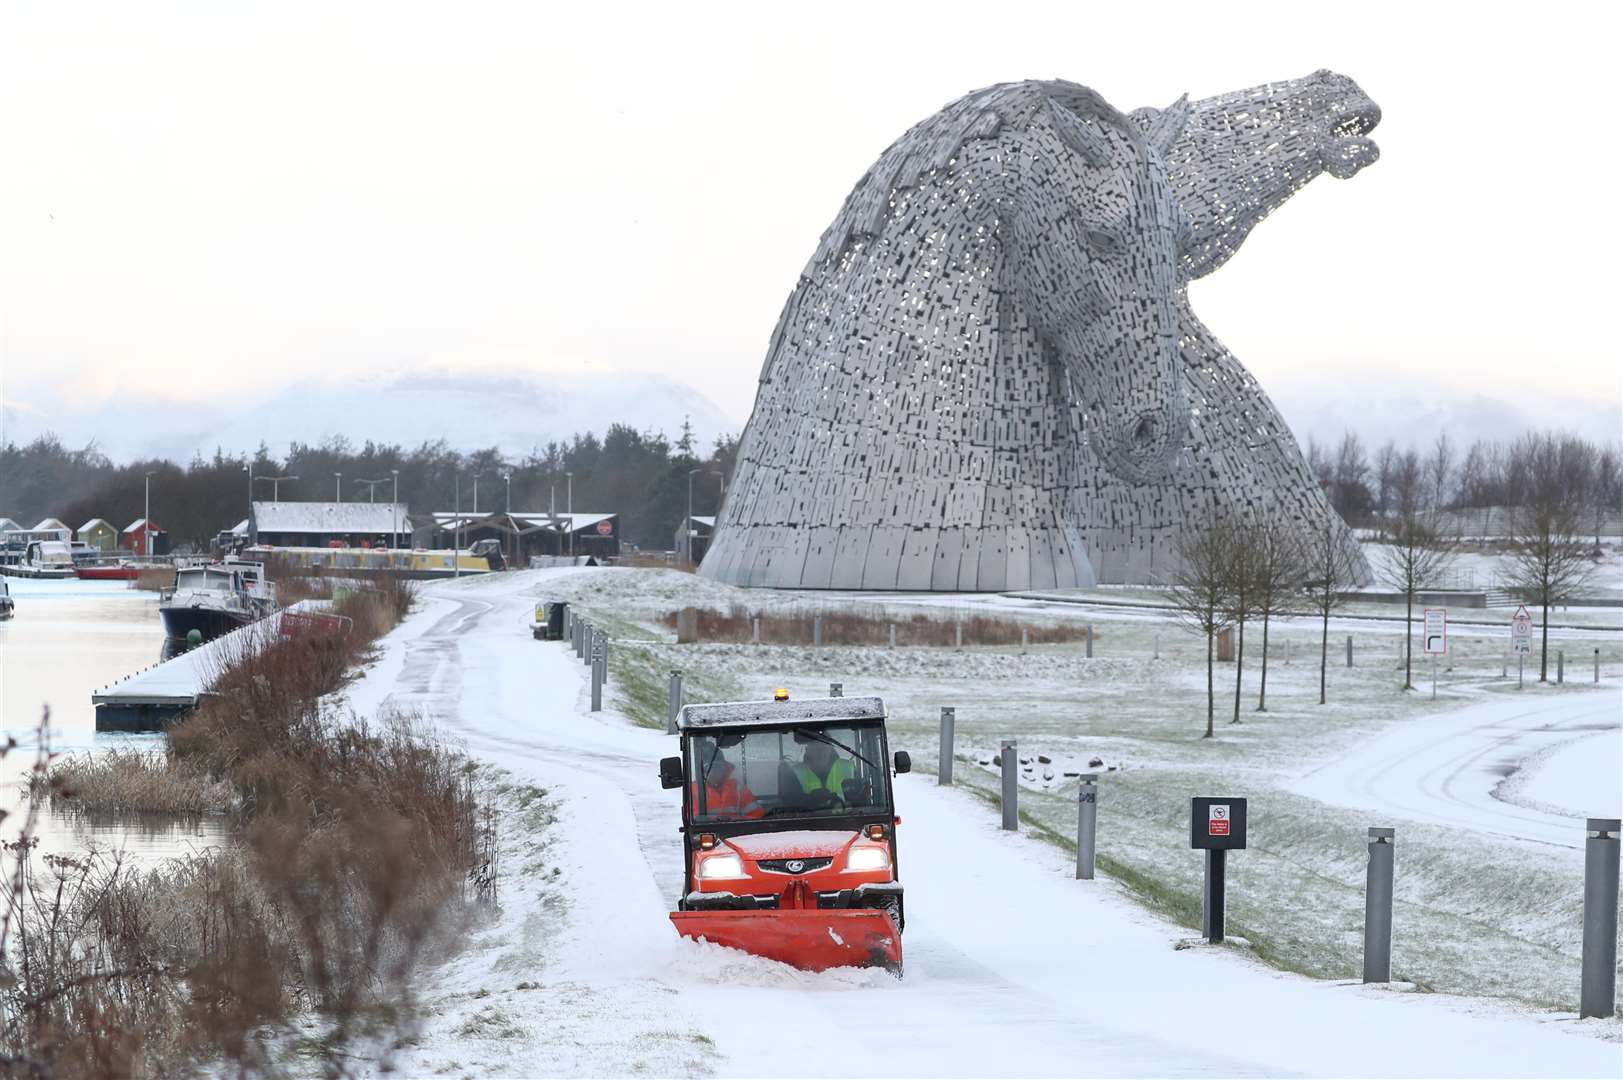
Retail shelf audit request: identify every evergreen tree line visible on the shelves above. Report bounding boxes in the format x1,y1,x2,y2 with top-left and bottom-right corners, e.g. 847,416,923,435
1304,429,1623,527
0,421,739,552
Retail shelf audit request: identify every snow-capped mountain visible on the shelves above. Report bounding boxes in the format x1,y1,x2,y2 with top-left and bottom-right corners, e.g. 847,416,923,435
2,371,743,463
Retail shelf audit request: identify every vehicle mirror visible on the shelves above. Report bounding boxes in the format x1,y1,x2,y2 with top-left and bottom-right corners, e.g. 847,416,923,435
659,756,683,790
893,751,912,774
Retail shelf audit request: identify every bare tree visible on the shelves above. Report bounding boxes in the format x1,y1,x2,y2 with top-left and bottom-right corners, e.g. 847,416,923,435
1428,430,1454,509
1224,533,1262,725
1302,522,1360,704
1380,511,1459,690
1374,440,1399,515
1168,522,1237,739
1391,449,1424,519
1250,519,1306,712
1506,506,1595,682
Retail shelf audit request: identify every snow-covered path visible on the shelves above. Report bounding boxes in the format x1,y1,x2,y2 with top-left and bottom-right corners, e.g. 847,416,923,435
343,572,1619,1078
1288,689,1623,850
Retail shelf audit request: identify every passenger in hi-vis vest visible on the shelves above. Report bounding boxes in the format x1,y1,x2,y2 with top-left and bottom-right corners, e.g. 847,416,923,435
691,743,764,820
787,739,854,809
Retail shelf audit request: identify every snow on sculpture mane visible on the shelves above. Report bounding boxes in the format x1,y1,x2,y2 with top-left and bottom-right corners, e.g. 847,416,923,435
703,72,1380,590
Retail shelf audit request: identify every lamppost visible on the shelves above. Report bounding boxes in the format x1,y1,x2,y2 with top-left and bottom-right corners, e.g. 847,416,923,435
254,474,299,501
565,472,573,558
334,472,342,502
355,477,390,502
501,469,514,566
687,468,719,567
243,463,252,542
143,471,157,559
453,473,461,580
391,469,400,548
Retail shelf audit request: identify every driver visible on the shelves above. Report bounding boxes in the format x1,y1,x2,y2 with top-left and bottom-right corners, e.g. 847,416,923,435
692,743,764,820
787,739,854,807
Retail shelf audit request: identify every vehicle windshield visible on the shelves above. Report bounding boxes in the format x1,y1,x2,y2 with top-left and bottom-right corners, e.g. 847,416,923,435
687,722,891,823
176,569,238,591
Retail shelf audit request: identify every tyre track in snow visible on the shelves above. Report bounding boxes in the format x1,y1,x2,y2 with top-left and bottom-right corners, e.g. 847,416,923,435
1290,691,1622,850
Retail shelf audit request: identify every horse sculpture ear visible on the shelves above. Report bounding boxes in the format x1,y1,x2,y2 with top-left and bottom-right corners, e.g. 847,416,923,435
1045,98,1110,168
1146,93,1191,158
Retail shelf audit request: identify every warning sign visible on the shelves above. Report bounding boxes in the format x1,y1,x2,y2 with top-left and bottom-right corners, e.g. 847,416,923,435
1208,804,1231,836
1512,605,1533,656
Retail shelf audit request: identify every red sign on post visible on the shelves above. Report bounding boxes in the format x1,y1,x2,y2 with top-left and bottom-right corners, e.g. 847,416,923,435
1208,804,1231,836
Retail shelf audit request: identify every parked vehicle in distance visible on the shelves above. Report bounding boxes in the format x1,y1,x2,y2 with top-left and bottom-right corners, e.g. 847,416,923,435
0,579,13,618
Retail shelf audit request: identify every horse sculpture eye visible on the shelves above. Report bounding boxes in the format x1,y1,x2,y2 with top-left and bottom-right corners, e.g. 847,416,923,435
1084,230,1121,257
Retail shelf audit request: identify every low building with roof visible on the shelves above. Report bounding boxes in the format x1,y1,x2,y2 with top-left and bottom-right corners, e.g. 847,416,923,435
250,501,411,549
123,518,169,556
77,518,119,553
675,515,715,565
32,518,71,541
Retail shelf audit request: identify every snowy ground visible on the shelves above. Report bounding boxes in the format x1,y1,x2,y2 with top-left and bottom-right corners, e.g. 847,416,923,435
540,568,1623,1013
309,569,1618,1077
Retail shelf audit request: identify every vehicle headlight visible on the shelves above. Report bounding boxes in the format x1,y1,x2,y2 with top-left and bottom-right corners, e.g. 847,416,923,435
697,852,745,879
845,845,891,872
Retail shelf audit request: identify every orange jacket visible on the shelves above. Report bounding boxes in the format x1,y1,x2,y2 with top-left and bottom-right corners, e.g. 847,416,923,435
691,767,764,819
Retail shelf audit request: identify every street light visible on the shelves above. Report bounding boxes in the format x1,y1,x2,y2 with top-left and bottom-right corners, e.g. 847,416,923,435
355,477,390,502
565,472,573,558
334,472,342,502
253,474,298,501
143,471,157,560
687,468,720,567
453,473,461,580
391,469,400,548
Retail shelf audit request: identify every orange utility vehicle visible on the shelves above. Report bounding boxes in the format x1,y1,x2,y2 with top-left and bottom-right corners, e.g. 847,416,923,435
659,691,911,973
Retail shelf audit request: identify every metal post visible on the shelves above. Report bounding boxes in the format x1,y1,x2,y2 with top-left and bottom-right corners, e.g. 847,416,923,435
666,671,683,735
1153,633,1159,660
1558,649,1564,684
599,630,609,683
1597,648,1602,684
1346,634,1354,668
1363,827,1395,984
583,624,594,667
1581,818,1620,1019
751,616,761,645
829,682,842,698
1000,740,1017,831
1518,654,1524,689
888,623,896,649
1021,626,1029,654
590,655,603,712
938,708,954,785
813,614,823,648
1076,774,1098,880
1431,655,1437,700
1085,624,1093,659
955,622,963,651
1203,849,1227,943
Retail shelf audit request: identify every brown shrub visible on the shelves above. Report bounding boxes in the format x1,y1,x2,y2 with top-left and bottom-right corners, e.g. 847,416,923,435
129,566,175,592
661,603,1095,647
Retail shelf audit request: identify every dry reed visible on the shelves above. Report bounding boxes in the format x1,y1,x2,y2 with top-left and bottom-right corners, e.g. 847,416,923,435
662,603,1095,647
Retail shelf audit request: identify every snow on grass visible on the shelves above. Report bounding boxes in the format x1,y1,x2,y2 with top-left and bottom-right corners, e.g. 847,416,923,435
1503,727,1623,822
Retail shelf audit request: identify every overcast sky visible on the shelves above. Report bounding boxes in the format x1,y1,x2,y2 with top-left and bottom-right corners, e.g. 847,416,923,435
3,1,1619,431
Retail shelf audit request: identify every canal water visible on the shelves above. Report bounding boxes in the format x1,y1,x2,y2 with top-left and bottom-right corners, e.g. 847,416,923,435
0,577,230,861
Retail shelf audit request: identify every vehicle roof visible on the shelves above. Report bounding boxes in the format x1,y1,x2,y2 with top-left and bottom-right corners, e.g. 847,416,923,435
676,695,886,732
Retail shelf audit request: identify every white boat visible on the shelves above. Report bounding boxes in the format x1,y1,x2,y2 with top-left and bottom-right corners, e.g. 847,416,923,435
0,540,78,579
157,561,278,641
0,579,13,618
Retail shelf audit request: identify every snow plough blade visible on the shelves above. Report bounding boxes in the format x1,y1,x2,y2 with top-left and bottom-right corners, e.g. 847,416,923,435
671,909,902,973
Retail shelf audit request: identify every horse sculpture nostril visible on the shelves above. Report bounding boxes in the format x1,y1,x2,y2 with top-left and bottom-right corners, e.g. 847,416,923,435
1131,416,1159,452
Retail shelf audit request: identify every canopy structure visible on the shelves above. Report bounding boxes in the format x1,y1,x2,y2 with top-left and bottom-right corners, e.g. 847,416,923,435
426,511,618,561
